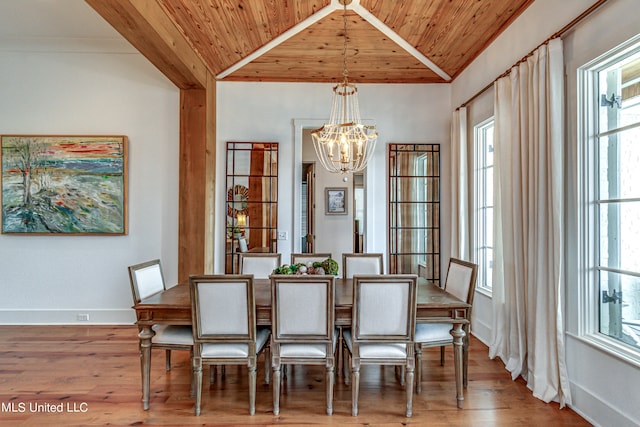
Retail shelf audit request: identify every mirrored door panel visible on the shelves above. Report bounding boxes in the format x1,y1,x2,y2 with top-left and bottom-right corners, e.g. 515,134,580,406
225,142,278,273
388,144,440,285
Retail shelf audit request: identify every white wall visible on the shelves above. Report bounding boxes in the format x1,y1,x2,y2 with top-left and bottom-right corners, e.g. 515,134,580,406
0,7,180,324
452,0,640,426
215,82,451,273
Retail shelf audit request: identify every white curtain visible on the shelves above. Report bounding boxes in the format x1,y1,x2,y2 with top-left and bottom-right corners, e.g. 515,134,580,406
490,38,571,406
450,107,469,260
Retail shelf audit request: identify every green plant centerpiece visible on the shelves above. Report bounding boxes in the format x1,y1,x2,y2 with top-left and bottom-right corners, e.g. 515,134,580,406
272,258,339,276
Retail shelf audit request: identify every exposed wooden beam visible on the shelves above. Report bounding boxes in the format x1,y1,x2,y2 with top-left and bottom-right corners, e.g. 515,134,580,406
204,72,217,274
178,88,207,280
85,0,208,89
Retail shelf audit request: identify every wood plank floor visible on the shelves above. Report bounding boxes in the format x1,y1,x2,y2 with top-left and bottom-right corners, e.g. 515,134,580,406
0,326,590,426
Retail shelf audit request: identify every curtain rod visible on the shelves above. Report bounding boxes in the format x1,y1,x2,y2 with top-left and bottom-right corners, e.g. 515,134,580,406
457,0,609,109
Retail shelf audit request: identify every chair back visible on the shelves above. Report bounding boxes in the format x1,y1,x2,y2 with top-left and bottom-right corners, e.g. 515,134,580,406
342,253,383,279
444,258,478,305
128,259,166,304
271,275,335,343
240,253,282,279
291,253,332,266
352,275,417,343
189,275,255,344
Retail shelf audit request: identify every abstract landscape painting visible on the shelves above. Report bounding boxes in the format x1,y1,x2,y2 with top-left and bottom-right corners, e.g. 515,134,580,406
1,135,127,234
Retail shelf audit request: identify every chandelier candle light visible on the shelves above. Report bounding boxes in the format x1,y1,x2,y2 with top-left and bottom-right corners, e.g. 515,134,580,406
311,0,377,174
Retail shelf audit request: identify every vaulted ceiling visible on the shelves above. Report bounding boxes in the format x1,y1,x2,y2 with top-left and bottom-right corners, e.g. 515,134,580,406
87,0,534,85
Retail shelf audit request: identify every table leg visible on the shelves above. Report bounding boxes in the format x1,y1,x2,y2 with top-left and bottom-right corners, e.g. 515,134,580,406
450,323,466,408
138,326,154,410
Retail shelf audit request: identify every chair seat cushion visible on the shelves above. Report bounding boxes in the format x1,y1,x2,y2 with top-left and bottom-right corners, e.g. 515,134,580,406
151,324,193,345
415,323,453,343
343,329,408,359
200,327,270,358
279,329,339,358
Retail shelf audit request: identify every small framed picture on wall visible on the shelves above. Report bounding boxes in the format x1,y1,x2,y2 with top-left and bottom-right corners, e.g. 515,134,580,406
325,187,347,215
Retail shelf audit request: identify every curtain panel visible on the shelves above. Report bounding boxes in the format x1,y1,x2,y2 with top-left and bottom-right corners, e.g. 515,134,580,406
489,38,571,406
450,107,469,260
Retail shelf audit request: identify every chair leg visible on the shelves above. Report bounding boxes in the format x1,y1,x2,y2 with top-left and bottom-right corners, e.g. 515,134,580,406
336,327,343,380
165,349,171,371
248,363,257,416
272,363,281,416
264,346,271,385
405,361,414,418
440,345,445,366
463,338,469,388
193,357,202,416
343,344,350,385
415,343,423,394
351,362,360,416
190,349,195,397
326,363,334,415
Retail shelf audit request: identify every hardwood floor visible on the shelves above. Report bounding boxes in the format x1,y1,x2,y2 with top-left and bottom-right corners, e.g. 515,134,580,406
0,326,590,426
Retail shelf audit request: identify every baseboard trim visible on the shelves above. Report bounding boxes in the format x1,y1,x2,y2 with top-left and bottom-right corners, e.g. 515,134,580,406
0,309,135,325
568,381,638,427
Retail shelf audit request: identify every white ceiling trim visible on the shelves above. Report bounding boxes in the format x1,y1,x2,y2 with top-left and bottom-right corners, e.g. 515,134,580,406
216,2,339,79
216,0,452,82
351,3,451,81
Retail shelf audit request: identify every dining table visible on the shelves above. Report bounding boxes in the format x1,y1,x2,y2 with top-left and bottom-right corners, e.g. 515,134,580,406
133,277,471,410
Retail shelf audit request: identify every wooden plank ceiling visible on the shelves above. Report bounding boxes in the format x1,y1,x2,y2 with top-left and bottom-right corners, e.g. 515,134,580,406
90,0,534,84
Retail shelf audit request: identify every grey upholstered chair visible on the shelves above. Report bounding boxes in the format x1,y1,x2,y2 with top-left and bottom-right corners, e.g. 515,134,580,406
343,274,418,417
342,253,384,279
189,275,270,416
240,253,282,279
270,274,337,415
128,259,193,372
414,258,478,392
290,252,332,266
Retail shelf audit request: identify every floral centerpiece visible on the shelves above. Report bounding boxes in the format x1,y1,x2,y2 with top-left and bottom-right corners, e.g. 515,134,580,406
272,258,339,276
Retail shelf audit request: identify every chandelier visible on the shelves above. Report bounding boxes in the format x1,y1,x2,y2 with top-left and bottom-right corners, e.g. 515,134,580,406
311,0,377,174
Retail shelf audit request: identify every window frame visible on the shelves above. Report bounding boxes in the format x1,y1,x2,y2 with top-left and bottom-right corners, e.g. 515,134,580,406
473,117,495,296
578,34,640,366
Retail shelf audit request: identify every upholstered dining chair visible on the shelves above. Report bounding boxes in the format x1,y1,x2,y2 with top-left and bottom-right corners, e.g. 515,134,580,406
270,274,337,415
342,253,384,278
343,274,418,417
189,275,270,416
128,259,193,372
240,253,282,279
290,252,332,266
414,258,478,393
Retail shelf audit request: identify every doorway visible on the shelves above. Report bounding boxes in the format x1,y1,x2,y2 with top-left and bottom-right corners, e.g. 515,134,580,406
301,162,316,253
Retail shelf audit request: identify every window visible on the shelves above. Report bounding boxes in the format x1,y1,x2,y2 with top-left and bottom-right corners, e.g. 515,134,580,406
474,119,494,292
580,36,640,357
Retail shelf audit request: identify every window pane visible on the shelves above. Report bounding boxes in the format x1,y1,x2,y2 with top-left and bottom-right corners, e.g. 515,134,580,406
598,201,640,271
598,53,640,134
598,131,640,200
486,207,494,247
486,166,494,202
474,119,494,290
599,270,640,348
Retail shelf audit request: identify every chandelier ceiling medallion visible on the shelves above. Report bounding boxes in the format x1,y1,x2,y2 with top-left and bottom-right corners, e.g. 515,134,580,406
311,0,377,174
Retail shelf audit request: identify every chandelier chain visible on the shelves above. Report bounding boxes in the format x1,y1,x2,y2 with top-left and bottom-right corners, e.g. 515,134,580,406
342,1,348,81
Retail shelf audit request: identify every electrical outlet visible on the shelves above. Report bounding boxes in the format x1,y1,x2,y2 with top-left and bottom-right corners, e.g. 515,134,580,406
277,231,288,240
77,313,89,321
